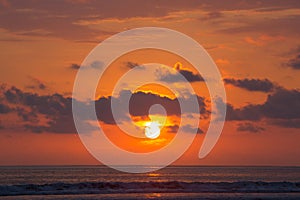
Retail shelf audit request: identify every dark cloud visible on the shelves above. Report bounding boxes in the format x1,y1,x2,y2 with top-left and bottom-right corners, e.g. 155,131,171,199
1,86,86,133
224,78,275,92
125,62,145,70
287,54,300,69
129,91,181,116
89,61,104,69
225,103,262,121
237,122,265,133
69,61,104,71
0,85,208,133
201,11,224,20
16,108,38,123
182,124,203,134
165,125,179,133
287,48,300,70
69,63,80,70
268,119,300,128
24,124,46,134
177,69,204,82
262,88,300,119
157,67,204,83
0,103,11,113
225,88,300,128
2,84,299,133
165,124,203,134
95,96,116,124
3,87,72,117
26,77,47,90
129,91,207,116
126,62,139,69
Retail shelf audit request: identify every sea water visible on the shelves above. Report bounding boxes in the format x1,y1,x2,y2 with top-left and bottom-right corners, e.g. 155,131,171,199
0,166,299,199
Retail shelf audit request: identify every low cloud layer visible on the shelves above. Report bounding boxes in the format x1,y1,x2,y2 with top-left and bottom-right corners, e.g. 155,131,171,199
0,85,207,133
1,83,299,133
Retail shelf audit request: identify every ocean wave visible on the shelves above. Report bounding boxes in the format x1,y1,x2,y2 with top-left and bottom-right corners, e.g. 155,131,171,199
0,181,299,196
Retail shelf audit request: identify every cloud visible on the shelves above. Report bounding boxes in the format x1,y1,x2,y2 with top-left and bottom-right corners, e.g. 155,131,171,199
69,63,80,70
157,64,204,83
129,91,207,116
224,88,300,128
202,11,223,20
224,78,275,92
165,124,203,134
201,0,300,11
244,35,285,47
0,0,204,41
89,61,104,69
0,103,11,113
262,88,300,119
0,0,299,41
125,62,145,70
225,103,262,121
218,13,300,37
26,76,47,90
24,124,47,133
95,96,116,124
237,122,265,133
128,91,180,116
69,61,104,70
268,119,300,128
287,48,300,70
1,86,90,133
0,85,208,133
16,108,38,123
2,84,299,132
182,124,203,134
165,125,179,133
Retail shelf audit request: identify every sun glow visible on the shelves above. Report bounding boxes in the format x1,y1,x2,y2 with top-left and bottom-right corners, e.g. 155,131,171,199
145,121,161,139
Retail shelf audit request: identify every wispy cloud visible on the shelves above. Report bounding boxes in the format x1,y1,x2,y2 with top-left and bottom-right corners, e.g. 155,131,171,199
237,122,265,133
26,76,47,90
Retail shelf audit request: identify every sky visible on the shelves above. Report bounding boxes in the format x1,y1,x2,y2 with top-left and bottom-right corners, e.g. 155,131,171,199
0,0,299,166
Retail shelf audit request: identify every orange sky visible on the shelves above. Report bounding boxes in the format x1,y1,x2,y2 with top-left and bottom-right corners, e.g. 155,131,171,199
0,0,299,166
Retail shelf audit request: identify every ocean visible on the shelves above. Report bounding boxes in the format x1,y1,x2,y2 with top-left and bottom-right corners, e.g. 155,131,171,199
0,166,299,199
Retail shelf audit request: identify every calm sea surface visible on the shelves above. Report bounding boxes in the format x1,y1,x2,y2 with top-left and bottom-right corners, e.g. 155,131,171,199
0,166,299,199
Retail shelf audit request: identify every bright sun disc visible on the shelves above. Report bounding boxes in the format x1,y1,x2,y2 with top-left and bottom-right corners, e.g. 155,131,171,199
145,121,161,139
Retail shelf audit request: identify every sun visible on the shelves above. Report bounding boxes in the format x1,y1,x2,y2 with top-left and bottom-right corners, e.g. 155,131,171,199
145,121,161,139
